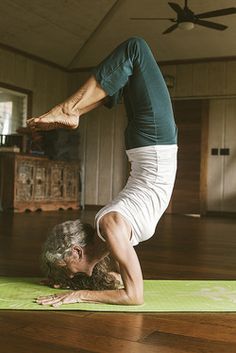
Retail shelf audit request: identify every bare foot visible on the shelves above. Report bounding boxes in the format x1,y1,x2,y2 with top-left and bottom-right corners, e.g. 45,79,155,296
27,105,79,131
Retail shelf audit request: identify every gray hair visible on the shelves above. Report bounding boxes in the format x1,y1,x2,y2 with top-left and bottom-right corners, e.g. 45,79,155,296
42,219,94,269
41,219,121,291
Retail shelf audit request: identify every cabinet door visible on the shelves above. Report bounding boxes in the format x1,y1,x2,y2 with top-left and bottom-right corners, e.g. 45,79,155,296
34,161,47,201
16,159,34,201
64,165,79,201
50,163,64,199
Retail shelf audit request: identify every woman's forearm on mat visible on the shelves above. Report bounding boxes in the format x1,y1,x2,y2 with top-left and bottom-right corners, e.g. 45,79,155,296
78,287,144,305
37,286,143,307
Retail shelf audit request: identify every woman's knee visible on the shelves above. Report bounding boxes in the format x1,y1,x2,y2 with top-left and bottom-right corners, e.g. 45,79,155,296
128,37,148,51
127,36,147,47
126,36,151,60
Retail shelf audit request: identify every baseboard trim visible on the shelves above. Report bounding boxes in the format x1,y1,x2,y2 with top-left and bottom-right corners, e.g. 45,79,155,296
205,211,236,218
84,205,104,211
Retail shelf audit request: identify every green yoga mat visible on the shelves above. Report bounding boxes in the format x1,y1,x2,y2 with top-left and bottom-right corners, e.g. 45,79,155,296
1,277,236,312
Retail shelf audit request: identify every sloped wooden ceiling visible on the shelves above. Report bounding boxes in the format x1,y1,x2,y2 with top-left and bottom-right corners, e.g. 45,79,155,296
0,0,117,67
0,0,235,69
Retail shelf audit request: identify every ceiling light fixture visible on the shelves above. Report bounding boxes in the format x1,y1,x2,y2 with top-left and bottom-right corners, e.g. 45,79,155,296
178,21,194,30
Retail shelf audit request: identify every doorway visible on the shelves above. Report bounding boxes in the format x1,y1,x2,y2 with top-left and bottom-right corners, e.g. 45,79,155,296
167,99,209,215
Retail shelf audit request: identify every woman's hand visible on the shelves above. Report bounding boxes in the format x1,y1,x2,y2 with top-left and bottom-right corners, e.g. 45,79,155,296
36,291,82,307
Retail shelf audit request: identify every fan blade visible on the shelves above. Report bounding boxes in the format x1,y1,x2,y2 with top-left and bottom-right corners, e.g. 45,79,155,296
130,17,175,21
168,2,183,15
195,19,228,30
196,7,236,19
163,23,179,34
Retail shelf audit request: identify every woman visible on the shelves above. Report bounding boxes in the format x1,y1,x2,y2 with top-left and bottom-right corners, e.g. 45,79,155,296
29,37,178,307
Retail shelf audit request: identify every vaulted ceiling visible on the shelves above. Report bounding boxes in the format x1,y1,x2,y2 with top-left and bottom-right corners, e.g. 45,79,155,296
0,0,235,69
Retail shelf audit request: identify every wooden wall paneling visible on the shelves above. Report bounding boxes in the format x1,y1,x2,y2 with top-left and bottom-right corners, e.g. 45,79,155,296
200,100,209,215
192,63,208,97
162,59,236,99
207,100,225,211
175,64,193,97
13,54,28,89
0,47,68,118
45,65,57,109
222,99,236,212
45,66,67,109
0,49,15,84
32,66,48,116
226,61,236,96
33,62,57,116
159,64,177,97
25,59,34,90
78,116,87,209
97,107,115,205
46,67,65,108
112,103,127,199
68,72,90,95
56,68,69,104
207,62,226,97
84,109,100,205
63,71,69,100
0,49,6,82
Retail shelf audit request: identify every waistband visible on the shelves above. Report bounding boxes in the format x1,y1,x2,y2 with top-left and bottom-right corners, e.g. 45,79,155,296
126,144,178,154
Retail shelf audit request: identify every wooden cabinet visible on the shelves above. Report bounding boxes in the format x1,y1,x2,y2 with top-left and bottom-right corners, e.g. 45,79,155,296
0,153,80,212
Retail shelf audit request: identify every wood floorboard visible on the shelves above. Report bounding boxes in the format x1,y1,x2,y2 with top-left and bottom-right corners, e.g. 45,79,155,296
0,334,92,353
140,330,236,353
0,210,236,353
15,323,159,353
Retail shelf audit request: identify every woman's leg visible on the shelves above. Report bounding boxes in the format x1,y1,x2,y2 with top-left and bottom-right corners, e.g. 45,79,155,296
92,36,176,149
27,37,159,131
27,76,107,131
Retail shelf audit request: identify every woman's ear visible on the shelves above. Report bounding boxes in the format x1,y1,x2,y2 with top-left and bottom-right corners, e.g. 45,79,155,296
71,245,83,260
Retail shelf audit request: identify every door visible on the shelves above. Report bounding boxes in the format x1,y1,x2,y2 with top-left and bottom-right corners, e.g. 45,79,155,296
167,99,208,215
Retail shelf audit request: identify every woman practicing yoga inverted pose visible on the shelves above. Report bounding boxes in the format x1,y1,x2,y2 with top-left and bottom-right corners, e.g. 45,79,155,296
28,37,178,306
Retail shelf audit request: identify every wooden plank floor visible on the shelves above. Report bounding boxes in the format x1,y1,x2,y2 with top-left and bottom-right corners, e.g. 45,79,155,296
0,210,236,353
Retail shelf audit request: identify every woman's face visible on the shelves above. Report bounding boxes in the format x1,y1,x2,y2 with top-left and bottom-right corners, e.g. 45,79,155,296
58,250,93,278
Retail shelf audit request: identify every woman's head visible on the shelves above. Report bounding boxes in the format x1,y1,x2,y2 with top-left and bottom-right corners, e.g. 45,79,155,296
42,219,94,267
41,219,120,290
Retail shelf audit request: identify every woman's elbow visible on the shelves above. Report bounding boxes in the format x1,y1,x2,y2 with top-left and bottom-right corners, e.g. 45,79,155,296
133,297,144,305
126,291,144,305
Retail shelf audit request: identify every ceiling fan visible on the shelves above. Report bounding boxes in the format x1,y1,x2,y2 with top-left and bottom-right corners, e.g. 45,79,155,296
130,0,236,34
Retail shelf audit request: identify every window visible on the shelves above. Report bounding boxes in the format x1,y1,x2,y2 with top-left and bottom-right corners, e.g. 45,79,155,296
0,87,28,135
